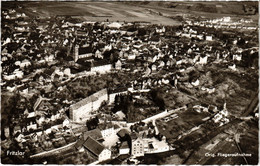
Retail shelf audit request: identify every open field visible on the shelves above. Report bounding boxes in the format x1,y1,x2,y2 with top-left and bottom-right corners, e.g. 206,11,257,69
3,1,257,25
2,2,181,25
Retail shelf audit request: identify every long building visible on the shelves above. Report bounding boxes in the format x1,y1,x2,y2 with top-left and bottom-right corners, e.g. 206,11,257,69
70,89,108,122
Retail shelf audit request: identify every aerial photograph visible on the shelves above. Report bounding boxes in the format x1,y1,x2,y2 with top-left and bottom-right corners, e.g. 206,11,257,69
1,1,259,165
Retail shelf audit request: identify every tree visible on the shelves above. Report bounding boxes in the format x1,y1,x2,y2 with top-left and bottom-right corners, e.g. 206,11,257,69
150,89,165,110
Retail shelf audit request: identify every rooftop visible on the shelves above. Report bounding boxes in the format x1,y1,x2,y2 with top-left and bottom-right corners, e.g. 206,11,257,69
70,88,107,111
83,136,105,157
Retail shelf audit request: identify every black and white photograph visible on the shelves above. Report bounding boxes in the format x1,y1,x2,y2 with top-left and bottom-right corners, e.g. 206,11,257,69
1,1,259,165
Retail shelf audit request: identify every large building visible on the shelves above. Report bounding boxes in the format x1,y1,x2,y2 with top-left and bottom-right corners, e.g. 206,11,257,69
70,89,108,122
83,136,111,162
74,45,93,62
91,60,112,74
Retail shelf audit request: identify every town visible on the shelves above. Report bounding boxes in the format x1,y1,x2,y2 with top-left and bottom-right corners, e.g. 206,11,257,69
1,2,259,165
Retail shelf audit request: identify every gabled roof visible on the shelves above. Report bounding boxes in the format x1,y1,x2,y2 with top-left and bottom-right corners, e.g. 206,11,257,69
83,128,103,141
74,137,85,150
83,136,105,157
120,141,129,149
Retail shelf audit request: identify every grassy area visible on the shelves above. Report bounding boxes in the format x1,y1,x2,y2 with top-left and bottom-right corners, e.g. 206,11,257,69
156,110,210,141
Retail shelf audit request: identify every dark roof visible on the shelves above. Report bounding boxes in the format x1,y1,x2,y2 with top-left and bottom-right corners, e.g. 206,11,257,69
83,128,103,141
83,136,105,157
117,129,129,138
120,141,129,149
74,137,85,150
92,59,110,67
79,47,92,55
130,133,138,140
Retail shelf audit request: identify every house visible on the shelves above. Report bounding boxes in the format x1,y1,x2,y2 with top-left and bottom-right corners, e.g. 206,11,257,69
206,35,213,41
74,136,85,151
2,56,8,62
143,137,170,154
20,59,31,68
33,95,51,111
13,125,21,135
26,117,37,131
83,128,104,142
115,111,126,120
208,105,218,113
36,116,45,126
143,67,151,77
95,50,103,59
191,79,200,87
166,58,175,67
4,127,10,138
70,89,108,122
119,141,130,155
101,127,115,139
131,133,144,157
158,61,165,68
151,64,157,71
115,60,122,70
233,54,242,61
128,54,136,60
83,136,111,162
15,133,25,143
198,55,208,65
91,61,112,74
62,119,70,127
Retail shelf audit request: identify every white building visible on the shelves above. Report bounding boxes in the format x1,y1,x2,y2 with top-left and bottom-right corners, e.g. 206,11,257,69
119,141,130,155
70,89,108,122
109,90,128,105
128,54,136,60
115,60,122,70
131,137,144,157
91,64,112,74
206,36,213,41
143,137,170,154
101,127,115,139
199,56,208,65
83,136,111,162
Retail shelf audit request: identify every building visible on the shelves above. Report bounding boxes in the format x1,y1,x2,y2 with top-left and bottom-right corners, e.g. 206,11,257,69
198,55,208,65
115,60,122,70
143,137,170,154
108,87,128,105
74,45,93,62
91,60,112,74
70,89,108,122
101,127,115,139
83,128,104,142
119,141,130,155
131,133,144,157
117,129,130,139
83,136,111,162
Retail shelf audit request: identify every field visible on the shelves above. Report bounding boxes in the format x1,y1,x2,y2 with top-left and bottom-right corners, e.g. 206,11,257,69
2,1,258,25
2,2,181,25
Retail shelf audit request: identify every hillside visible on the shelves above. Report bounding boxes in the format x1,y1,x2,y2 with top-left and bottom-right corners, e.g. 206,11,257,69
124,1,258,15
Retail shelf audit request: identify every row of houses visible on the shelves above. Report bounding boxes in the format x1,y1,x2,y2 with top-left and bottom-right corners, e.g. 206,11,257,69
186,17,258,30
